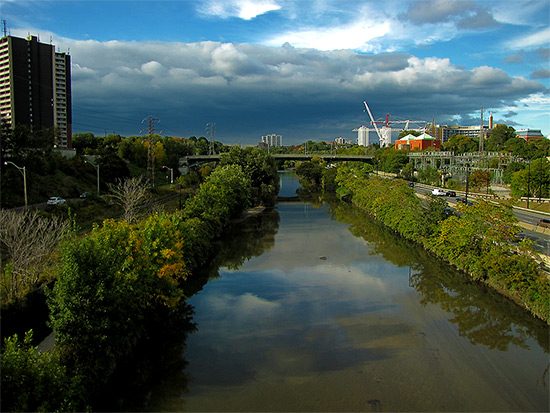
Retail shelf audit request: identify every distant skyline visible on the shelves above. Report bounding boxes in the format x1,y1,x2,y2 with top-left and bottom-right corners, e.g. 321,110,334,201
2,0,549,145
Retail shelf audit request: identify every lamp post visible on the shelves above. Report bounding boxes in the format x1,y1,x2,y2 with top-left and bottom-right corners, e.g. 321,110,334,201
86,160,100,196
526,161,531,209
4,161,27,209
465,165,470,203
162,165,174,184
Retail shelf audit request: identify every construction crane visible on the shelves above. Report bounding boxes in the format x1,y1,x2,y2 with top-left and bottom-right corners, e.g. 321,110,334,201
363,101,427,147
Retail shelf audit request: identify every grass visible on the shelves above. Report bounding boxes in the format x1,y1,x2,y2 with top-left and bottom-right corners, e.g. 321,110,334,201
510,200,550,214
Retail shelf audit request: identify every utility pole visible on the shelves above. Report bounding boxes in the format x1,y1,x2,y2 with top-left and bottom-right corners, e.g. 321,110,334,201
478,106,484,153
206,122,215,155
143,116,160,185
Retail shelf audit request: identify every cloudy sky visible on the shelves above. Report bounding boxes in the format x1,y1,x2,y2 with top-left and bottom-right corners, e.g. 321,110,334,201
3,0,549,144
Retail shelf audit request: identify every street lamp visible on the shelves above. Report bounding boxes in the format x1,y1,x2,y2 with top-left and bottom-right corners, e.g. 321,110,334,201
4,161,27,209
162,165,174,184
465,165,470,203
527,161,531,209
85,160,100,196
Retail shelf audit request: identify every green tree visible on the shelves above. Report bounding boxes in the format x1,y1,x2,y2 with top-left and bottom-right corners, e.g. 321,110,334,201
486,124,516,151
194,137,210,155
510,158,550,198
469,169,491,191
397,130,420,139
442,134,478,153
1,331,86,412
502,161,525,184
219,146,279,205
400,162,414,180
377,148,409,173
72,132,97,155
417,166,441,186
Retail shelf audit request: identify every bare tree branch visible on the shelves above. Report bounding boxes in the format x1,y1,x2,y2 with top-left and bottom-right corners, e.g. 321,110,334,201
108,176,153,223
0,210,71,301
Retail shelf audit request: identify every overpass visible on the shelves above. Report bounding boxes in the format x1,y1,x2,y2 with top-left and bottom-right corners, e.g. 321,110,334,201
181,153,375,166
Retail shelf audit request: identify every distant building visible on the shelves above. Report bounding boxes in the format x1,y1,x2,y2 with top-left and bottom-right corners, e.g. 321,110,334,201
434,125,490,143
356,126,380,146
261,133,282,147
516,129,544,141
395,133,441,151
334,137,346,144
0,34,72,148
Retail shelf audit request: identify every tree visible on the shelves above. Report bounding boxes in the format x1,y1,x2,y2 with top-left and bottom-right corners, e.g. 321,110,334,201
468,169,491,191
376,148,409,173
219,146,279,205
486,124,516,151
194,137,210,155
108,175,152,223
97,152,131,185
400,162,414,180
296,159,324,190
1,331,85,412
417,166,441,186
397,130,420,139
510,158,550,198
71,132,97,155
428,200,520,277
442,134,478,153
1,125,53,164
0,210,72,303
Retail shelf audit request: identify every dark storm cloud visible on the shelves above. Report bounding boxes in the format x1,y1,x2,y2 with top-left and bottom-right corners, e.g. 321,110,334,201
63,39,546,144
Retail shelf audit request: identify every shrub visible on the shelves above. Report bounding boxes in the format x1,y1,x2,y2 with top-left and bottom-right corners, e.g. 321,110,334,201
1,331,86,412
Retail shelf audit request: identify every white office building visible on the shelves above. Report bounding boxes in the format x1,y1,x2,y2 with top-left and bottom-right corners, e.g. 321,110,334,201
262,134,282,147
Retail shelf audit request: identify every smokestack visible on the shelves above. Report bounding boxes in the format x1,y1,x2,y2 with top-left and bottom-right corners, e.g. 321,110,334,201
489,111,493,129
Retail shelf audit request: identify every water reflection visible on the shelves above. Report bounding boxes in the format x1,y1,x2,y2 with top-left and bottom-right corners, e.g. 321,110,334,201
139,177,548,412
327,196,549,354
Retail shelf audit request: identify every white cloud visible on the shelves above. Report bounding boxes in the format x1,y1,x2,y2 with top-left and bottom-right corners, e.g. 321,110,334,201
491,0,549,26
265,19,390,51
198,0,281,20
56,36,547,140
506,27,550,50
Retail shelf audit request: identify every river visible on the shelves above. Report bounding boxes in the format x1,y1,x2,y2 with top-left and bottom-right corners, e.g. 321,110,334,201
117,172,549,412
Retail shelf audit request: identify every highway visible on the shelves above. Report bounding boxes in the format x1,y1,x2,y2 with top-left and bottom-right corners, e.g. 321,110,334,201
412,183,550,256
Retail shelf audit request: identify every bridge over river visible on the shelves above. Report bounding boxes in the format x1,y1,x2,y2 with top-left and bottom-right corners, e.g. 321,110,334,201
181,153,375,166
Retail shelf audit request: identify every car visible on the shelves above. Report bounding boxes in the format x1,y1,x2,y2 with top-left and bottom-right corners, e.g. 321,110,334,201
446,190,456,197
537,219,550,229
80,192,89,199
431,188,446,196
408,181,415,188
47,197,66,205
456,197,473,206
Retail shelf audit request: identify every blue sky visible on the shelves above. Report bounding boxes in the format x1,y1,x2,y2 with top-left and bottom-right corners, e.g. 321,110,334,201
2,0,549,144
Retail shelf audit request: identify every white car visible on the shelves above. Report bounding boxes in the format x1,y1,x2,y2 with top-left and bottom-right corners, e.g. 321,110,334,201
47,197,66,205
431,188,446,196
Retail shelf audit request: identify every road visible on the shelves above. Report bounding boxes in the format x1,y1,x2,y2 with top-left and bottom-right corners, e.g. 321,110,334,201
413,183,550,256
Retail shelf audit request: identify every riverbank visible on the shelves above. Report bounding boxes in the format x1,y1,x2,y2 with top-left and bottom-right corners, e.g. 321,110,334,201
298,162,549,323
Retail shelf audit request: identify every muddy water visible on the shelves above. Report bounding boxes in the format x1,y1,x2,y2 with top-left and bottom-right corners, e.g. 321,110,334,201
143,172,549,412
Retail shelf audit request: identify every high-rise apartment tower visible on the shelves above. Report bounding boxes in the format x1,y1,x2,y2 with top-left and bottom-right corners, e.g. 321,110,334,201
262,134,282,147
0,35,72,148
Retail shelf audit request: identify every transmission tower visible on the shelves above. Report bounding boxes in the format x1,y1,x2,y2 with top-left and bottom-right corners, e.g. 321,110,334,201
142,116,160,184
206,122,216,155
479,106,484,153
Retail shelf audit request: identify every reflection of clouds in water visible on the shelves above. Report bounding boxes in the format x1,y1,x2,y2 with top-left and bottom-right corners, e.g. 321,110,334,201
203,292,280,324
185,201,415,388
